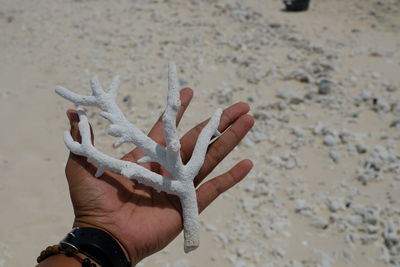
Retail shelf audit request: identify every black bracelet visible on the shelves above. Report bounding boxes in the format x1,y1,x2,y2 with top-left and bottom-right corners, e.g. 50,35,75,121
59,227,131,267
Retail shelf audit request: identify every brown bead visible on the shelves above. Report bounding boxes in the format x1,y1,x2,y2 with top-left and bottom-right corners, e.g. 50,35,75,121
82,258,91,267
37,245,61,263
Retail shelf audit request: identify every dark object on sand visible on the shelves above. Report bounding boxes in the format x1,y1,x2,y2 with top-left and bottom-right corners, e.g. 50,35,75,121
317,79,332,95
283,0,310,11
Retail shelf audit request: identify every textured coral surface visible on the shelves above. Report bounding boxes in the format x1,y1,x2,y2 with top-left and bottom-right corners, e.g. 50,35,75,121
56,62,222,252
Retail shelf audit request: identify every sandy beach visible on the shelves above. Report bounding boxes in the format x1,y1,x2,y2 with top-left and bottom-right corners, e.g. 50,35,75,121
0,0,399,266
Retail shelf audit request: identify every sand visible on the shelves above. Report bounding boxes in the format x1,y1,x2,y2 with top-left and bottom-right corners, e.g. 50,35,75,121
0,0,399,266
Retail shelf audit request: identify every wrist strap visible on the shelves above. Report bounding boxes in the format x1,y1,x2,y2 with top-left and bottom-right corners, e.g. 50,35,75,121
59,227,131,267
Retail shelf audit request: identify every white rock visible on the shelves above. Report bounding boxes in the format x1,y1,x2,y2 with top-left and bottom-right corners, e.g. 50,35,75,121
326,197,346,212
323,135,338,146
291,127,306,138
355,143,368,154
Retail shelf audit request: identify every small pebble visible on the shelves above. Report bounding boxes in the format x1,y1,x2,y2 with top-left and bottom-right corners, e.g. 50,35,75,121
318,79,332,95
323,135,337,146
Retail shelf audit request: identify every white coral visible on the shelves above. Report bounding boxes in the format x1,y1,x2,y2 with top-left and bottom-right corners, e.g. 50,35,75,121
55,62,222,252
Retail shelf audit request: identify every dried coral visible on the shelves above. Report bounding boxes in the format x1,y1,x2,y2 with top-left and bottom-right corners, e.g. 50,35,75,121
55,62,222,252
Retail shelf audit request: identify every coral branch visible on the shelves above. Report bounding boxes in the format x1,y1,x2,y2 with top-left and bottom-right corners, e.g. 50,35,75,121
64,109,180,194
56,62,223,252
181,189,200,253
186,109,222,177
56,77,167,166
163,62,181,145
163,62,184,175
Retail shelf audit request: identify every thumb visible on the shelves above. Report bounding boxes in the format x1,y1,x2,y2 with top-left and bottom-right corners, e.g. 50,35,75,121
66,109,81,142
66,109,95,144
65,109,96,180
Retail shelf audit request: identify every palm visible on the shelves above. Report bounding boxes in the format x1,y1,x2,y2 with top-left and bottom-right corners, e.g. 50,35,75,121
67,155,184,259
63,88,254,264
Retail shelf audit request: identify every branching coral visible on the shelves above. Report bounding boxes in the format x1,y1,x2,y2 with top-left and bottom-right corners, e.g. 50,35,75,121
55,62,222,252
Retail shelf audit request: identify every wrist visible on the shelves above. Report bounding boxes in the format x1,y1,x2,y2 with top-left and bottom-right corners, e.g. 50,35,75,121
64,224,133,266
37,253,80,267
37,252,101,267
72,221,136,264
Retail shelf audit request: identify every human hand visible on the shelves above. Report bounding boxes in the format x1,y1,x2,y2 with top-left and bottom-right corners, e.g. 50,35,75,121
64,88,254,264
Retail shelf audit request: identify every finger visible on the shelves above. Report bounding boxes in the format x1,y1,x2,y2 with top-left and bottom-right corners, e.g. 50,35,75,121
122,88,193,161
180,102,250,164
197,159,253,213
66,109,95,144
194,114,254,186
65,109,96,179
148,87,193,144
66,109,81,142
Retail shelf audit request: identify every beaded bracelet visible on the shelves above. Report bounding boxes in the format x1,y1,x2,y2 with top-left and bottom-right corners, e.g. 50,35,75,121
37,244,98,266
